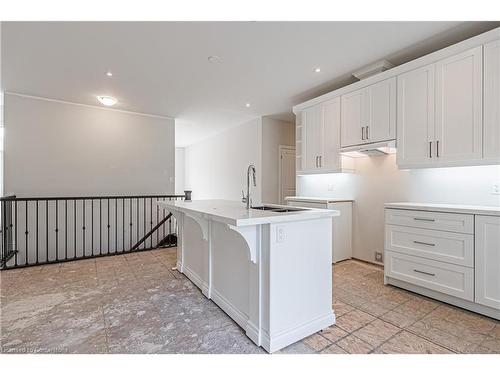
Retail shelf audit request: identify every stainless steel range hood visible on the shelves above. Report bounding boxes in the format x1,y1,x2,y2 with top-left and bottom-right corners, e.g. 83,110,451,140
340,140,397,158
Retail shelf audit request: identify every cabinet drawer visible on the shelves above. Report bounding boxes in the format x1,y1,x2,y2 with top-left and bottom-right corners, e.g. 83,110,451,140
385,209,473,234
385,225,473,266
385,251,473,301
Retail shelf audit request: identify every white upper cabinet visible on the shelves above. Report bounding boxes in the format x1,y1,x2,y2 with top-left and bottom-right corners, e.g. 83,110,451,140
341,78,396,148
322,98,342,170
367,78,397,143
484,39,500,161
340,89,365,147
302,105,322,171
397,64,435,168
435,46,483,163
397,46,484,168
299,98,350,174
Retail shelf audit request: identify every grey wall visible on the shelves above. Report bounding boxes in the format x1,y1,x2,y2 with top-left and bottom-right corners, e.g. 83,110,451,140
4,93,175,197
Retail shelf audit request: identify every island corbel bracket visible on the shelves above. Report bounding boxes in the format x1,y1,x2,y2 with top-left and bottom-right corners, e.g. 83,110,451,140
227,225,258,264
184,211,209,241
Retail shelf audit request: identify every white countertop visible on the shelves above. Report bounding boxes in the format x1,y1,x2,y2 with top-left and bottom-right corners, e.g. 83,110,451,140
385,202,500,216
156,199,339,227
285,196,354,204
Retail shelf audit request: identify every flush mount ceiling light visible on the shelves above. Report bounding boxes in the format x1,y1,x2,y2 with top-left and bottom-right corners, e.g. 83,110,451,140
314,67,321,73
207,55,221,63
245,103,251,108
97,96,117,106
105,71,113,77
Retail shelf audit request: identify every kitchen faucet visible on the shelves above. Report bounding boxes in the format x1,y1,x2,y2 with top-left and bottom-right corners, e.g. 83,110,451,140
242,164,256,209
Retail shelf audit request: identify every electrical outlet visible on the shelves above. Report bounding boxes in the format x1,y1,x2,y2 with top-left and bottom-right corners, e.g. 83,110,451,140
327,184,335,192
276,226,286,243
375,252,383,263
492,184,500,195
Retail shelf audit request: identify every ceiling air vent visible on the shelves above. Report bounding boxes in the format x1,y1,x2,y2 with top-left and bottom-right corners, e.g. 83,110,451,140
352,59,395,80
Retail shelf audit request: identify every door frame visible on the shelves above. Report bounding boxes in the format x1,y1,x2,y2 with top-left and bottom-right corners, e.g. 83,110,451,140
278,145,296,205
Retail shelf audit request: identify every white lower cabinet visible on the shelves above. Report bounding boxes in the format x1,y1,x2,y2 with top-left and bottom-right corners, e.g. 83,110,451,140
385,207,500,319
475,215,500,310
286,198,352,263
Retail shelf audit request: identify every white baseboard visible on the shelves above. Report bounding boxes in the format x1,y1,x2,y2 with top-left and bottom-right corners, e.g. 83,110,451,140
263,311,335,353
387,277,500,320
211,288,249,328
182,265,209,297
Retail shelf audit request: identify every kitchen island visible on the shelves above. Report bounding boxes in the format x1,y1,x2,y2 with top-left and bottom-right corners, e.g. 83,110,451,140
155,199,339,353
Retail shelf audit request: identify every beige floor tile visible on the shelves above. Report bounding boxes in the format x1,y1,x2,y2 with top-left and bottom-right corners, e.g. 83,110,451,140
407,320,478,353
380,308,426,329
353,319,401,347
303,333,332,351
332,301,355,317
478,337,500,353
358,301,392,317
320,325,349,343
335,309,376,333
336,335,374,354
377,331,453,354
321,344,348,354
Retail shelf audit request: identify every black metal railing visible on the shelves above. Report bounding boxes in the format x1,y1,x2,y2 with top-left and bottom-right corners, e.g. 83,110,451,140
0,192,189,269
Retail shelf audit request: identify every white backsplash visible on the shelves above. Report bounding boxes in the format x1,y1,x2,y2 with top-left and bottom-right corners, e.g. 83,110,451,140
296,154,500,264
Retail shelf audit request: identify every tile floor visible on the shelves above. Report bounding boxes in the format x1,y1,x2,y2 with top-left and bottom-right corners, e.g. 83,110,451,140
1,248,499,354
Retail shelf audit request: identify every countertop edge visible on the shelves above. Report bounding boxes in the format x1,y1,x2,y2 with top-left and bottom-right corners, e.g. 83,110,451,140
385,202,500,216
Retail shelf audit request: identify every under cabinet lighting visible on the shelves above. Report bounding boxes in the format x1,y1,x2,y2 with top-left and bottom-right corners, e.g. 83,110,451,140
97,96,117,106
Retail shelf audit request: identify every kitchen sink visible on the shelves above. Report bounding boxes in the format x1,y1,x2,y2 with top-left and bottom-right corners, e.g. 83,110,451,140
251,205,307,213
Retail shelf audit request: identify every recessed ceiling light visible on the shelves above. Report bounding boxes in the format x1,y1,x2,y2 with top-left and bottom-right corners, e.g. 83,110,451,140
207,55,221,63
97,96,117,106
314,67,321,73
106,71,113,77
245,103,251,108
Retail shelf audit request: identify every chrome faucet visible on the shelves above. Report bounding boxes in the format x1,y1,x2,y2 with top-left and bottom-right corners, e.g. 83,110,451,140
242,164,256,209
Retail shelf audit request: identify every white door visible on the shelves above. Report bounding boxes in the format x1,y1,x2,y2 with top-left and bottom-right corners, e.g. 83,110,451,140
366,77,396,143
396,64,436,168
279,146,296,204
341,88,365,147
484,39,500,161
435,46,483,163
302,105,322,171
475,215,500,310
321,97,341,170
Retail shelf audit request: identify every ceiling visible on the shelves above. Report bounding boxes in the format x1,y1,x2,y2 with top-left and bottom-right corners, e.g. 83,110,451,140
2,21,499,146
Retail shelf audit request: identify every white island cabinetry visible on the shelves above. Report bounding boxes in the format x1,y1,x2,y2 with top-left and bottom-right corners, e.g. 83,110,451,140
156,199,339,353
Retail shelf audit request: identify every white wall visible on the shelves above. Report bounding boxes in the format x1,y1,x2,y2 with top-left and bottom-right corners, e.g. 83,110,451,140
4,93,176,196
175,147,185,194
185,117,262,202
261,117,295,204
297,154,500,264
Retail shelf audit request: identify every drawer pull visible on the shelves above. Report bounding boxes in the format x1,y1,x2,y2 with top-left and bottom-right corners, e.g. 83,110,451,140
413,240,435,247
413,217,435,222
413,269,436,277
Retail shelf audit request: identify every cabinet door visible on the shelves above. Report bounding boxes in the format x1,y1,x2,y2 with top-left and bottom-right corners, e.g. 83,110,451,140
475,215,500,310
366,77,396,143
484,39,500,161
341,89,365,147
321,97,341,170
396,64,435,167
435,46,483,163
302,105,322,171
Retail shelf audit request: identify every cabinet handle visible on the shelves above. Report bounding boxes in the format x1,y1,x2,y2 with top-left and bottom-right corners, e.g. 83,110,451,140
413,217,435,222
315,156,318,168
436,140,440,158
366,126,369,139
413,269,436,277
361,127,365,140
429,141,432,158
319,156,322,167
413,240,435,247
